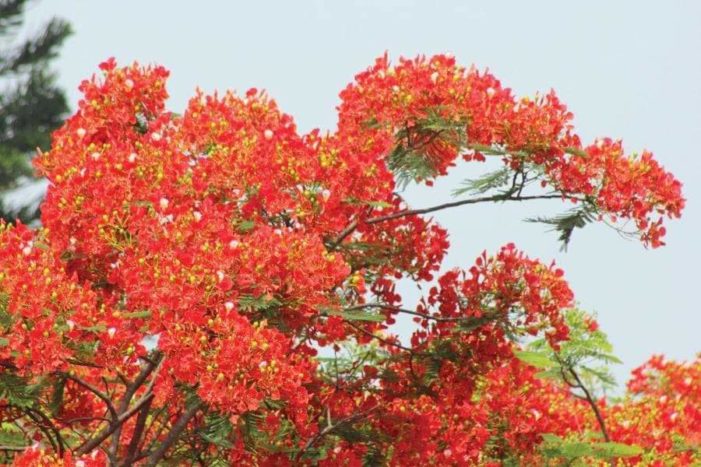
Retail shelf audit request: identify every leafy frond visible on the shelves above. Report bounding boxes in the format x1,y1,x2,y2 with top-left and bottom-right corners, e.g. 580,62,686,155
523,308,621,393
527,205,597,250
0,372,42,408
388,110,467,189
198,411,234,449
452,167,511,197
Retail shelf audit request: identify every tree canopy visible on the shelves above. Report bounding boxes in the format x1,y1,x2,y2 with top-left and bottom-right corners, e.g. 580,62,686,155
0,0,71,223
0,54,696,466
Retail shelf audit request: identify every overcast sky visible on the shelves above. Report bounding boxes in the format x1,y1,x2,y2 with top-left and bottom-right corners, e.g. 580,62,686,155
23,0,700,386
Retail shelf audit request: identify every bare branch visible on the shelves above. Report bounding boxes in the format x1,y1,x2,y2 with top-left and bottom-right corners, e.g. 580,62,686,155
366,194,575,225
330,193,582,248
346,303,473,323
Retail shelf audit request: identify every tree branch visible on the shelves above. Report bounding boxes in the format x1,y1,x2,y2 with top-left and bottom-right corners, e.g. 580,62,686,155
63,373,118,421
346,320,417,354
110,352,163,458
569,367,610,443
23,407,65,456
346,303,478,323
120,394,154,467
366,194,575,225
330,193,582,248
144,400,204,466
75,391,155,456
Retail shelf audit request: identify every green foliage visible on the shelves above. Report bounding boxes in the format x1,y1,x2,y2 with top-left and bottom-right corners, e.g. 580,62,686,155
362,443,386,467
452,167,511,197
513,350,554,369
238,407,298,456
0,290,12,331
527,205,597,251
317,340,386,386
0,371,41,408
0,0,72,222
526,308,621,393
0,423,27,449
0,424,27,464
238,293,285,328
323,308,386,322
388,110,467,188
198,411,234,449
238,294,282,312
235,219,256,233
540,433,643,463
512,312,644,466
48,375,66,416
387,143,437,189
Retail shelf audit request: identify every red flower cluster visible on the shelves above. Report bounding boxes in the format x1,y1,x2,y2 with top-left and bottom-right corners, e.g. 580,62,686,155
336,54,684,247
606,355,701,465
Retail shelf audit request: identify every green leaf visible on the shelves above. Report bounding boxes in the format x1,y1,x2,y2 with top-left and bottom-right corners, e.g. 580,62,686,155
514,350,554,369
199,412,233,449
540,433,563,444
325,309,386,322
80,323,107,333
386,111,468,189
122,310,152,319
565,146,590,159
363,200,393,209
535,369,567,383
601,353,623,365
362,443,385,467
0,428,27,448
238,294,282,313
591,442,643,458
236,219,256,233
49,376,66,416
387,144,436,189
0,293,12,331
452,168,511,197
0,372,41,408
527,206,597,250
559,441,594,458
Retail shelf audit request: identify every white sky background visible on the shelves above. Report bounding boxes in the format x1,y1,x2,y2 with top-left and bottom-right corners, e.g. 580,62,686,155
23,0,700,386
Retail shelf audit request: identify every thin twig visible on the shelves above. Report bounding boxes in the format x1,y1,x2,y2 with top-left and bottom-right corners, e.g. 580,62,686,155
346,321,417,354
366,194,575,225
346,303,472,322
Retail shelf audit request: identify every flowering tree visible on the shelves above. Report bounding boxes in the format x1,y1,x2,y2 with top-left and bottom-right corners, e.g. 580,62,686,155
0,54,696,466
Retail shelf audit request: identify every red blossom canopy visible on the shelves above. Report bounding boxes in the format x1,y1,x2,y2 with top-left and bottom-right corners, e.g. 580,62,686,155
0,54,695,466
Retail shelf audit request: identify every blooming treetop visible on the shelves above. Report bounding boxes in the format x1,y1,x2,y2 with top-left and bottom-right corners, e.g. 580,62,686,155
0,54,695,466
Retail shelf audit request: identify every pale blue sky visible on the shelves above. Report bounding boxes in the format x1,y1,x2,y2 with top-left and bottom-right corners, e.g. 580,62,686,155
24,1,700,385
